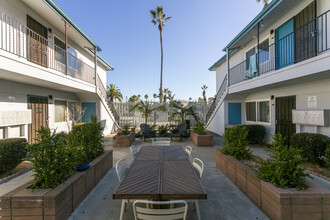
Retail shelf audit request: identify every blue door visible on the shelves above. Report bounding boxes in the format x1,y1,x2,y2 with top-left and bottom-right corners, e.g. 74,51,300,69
82,102,96,123
275,19,294,69
228,103,241,125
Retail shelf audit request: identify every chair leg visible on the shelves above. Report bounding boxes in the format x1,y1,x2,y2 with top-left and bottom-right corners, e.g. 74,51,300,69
194,200,201,220
120,200,125,220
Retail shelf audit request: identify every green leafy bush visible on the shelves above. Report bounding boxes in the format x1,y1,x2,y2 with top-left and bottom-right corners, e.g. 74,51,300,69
239,125,266,144
120,124,130,135
158,124,169,136
135,131,142,138
193,122,206,135
325,144,330,167
291,133,330,167
221,126,251,160
259,134,308,190
67,115,104,162
0,138,27,173
27,127,76,189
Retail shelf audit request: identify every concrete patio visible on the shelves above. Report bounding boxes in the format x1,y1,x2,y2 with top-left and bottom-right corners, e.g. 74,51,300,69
68,135,269,220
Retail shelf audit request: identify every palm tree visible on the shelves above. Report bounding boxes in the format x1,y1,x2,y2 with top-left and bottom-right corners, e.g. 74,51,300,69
130,100,166,124
129,95,140,103
144,94,149,100
169,100,200,124
163,88,169,103
256,0,269,8
107,84,123,102
201,85,208,102
150,6,172,104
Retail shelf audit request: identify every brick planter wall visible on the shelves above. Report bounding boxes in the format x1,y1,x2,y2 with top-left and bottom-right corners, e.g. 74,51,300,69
190,131,213,146
0,150,113,220
216,150,330,220
113,132,135,147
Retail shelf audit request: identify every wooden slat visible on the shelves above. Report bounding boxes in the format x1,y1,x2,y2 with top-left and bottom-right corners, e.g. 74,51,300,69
163,146,187,161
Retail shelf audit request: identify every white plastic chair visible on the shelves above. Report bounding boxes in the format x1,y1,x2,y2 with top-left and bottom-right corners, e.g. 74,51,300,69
185,146,192,158
116,159,129,220
133,200,188,220
192,158,204,179
130,145,139,158
191,158,204,220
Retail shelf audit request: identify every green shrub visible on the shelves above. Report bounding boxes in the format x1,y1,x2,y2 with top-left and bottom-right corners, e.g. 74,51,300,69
259,134,308,190
0,138,27,173
239,125,266,144
221,126,251,160
326,144,330,167
291,133,330,167
193,122,206,135
120,124,130,135
158,124,169,136
67,115,104,162
27,127,76,189
135,131,142,138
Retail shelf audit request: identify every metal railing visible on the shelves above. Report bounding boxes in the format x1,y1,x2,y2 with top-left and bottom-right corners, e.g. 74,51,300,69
96,74,120,123
229,10,330,86
0,11,95,85
205,75,227,124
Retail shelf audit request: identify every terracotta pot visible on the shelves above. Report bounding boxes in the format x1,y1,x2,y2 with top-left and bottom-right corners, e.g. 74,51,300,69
117,132,120,136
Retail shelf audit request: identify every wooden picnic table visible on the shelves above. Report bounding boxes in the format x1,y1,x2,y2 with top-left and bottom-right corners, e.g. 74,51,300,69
113,146,207,201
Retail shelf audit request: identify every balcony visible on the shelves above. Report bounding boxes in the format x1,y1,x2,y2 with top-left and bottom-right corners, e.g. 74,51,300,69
229,10,330,86
0,11,95,85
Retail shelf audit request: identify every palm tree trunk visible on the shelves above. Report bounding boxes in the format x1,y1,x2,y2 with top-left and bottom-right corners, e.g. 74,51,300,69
159,28,163,104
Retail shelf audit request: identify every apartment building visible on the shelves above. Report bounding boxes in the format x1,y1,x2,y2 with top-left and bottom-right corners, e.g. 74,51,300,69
207,0,330,143
0,0,118,143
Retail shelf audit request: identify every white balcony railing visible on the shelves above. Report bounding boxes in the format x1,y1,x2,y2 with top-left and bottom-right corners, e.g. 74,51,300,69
0,11,95,85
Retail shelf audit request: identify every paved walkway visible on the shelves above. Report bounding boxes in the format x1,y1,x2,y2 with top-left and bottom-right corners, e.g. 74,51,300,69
68,135,269,220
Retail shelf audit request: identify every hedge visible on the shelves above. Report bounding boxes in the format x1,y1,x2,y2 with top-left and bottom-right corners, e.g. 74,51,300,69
239,125,266,144
0,138,27,173
291,133,330,167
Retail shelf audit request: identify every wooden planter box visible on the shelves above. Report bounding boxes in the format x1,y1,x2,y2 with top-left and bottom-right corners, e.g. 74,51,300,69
0,150,113,220
190,131,213,146
216,150,330,220
113,132,135,147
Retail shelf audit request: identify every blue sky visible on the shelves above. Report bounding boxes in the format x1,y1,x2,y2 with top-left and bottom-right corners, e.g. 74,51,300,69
55,0,264,101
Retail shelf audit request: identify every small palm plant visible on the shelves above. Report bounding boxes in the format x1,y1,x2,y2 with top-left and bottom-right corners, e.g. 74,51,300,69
107,84,123,102
130,100,166,124
169,100,200,124
201,85,208,102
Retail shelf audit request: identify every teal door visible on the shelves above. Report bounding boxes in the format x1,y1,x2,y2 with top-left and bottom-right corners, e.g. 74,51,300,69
228,103,241,125
82,102,96,123
275,19,294,69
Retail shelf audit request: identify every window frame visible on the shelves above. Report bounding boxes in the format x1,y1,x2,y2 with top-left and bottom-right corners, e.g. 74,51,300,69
245,99,271,125
53,35,66,64
54,99,79,124
258,38,270,64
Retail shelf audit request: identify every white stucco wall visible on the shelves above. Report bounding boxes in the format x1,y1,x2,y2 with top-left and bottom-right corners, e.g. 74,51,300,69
206,100,226,136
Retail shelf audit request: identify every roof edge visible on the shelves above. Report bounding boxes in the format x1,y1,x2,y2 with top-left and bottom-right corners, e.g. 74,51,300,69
208,48,239,71
222,0,283,51
43,0,102,51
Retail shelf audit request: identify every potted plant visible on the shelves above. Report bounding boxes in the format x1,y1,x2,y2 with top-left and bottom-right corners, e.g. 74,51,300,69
113,124,135,147
190,122,213,146
158,124,169,137
169,100,200,127
130,125,136,132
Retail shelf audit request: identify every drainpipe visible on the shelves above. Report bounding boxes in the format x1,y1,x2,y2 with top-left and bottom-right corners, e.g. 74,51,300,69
65,21,68,75
94,46,97,86
257,22,260,76
226,48,230,87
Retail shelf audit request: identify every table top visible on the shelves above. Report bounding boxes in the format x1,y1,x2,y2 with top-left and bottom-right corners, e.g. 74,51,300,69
113,146,207,200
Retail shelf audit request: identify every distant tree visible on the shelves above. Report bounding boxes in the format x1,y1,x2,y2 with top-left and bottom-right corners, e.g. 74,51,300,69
201,85,208,102
130,100,166,124
144,94,149,100
129,95,140,103
150,5,172,103
256,0,269,8
107,84,123,102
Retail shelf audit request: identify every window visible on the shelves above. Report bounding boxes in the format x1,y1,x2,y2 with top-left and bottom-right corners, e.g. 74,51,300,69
246,101,270,123
257,101,270,122
68,47,78,69
54,37,66,64
246,47,255,70
246,102,256,121
55,100,67,122
258,39,269,64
